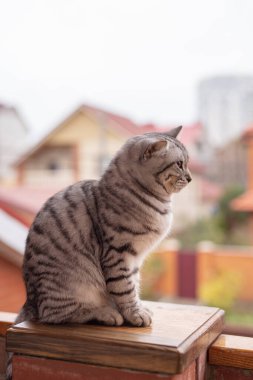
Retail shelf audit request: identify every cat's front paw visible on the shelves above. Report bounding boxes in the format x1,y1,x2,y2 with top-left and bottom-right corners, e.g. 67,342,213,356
122,305,152,327
96,306,124,326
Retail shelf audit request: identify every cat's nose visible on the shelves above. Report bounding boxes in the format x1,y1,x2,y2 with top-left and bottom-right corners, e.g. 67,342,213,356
185,174,192,183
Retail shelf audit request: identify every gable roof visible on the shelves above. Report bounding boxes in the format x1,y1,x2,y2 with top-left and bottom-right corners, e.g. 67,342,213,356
0,186,60,217
15,104,138,167
14,103,202,167
82,104,139,135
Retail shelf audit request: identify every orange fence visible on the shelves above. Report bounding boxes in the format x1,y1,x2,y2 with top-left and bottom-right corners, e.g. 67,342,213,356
141,240,179,300
197,242,253,302
1,239,253,315
141,240,253,303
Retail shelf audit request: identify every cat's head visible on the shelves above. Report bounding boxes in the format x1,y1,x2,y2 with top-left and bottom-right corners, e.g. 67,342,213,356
114,126,191,197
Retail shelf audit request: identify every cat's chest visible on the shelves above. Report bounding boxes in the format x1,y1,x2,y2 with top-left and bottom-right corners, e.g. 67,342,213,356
127,211,173,268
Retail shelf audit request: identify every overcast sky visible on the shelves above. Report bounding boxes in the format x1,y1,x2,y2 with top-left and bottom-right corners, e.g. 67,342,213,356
1,0,253,133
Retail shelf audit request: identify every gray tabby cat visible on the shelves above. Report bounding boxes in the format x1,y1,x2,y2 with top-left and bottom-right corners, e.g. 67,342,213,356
7,127,191,379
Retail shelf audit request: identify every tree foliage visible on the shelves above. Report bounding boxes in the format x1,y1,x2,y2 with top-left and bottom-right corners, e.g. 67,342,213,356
199,270,242,310
178,186,249,248
216,185,248,233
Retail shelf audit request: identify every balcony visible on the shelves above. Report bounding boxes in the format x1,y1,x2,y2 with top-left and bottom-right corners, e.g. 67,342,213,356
0,301,251,379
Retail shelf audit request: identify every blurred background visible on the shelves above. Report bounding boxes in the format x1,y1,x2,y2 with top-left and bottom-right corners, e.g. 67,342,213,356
0,0,253,337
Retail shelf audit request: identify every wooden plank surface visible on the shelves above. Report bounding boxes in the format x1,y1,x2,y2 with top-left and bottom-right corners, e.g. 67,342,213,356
207,364,253,380
7,301,224,375
209,334,253,370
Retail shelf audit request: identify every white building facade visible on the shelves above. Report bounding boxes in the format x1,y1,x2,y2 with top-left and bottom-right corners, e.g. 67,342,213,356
198,76,253,148
0,104,28,183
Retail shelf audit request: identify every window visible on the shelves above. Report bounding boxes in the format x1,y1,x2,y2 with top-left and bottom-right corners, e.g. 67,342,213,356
47,161,61,172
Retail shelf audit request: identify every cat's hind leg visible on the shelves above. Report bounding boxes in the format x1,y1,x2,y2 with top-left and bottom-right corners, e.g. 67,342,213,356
38,280,124,325
40,305,124,326
38,301,124,326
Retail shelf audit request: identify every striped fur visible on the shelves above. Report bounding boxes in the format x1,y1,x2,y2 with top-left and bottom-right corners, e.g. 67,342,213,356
6,127,191,379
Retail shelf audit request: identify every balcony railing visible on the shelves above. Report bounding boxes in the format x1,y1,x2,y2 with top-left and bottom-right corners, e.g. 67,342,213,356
0,302,253,380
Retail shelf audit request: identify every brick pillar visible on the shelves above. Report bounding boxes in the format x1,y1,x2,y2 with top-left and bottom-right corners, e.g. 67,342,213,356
6,302,224,380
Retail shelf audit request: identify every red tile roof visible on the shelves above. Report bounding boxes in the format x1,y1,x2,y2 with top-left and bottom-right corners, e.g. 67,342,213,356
0,187,61,215
242,126,253,140
82,104,138,136
230,190,253,212
179,122,202,145
80,105,203,144
15,104,203,166
200,179,223,201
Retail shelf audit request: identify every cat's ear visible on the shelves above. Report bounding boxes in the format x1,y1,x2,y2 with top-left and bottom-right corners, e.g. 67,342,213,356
166,126,183,139
143,140,168,161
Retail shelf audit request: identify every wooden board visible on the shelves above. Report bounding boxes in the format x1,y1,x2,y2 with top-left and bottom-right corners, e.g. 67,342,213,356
7,301,224,375
209,334,253,370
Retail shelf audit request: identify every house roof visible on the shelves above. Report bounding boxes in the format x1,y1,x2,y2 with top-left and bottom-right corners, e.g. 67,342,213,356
0,186,61,216
230,190,253,212
15,104,138,166
83,104,139,135
242,126,253,140
15,103,203,167
200,179,223,202
178,122,202,145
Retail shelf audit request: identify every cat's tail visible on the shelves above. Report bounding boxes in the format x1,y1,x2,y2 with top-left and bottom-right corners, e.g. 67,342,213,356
6,302,36,380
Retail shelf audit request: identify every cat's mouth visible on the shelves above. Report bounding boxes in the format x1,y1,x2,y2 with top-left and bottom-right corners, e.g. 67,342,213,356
173,178,190,192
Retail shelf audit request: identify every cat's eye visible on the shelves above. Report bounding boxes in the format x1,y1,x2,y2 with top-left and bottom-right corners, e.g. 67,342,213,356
177,161,183,169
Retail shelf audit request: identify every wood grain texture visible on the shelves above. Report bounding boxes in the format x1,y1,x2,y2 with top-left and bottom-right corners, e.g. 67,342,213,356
209,334,253,370
7,301,224,375
0,337,7,374
207,364,253,380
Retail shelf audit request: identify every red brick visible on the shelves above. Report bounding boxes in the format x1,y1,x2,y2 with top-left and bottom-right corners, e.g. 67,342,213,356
13,355,197,380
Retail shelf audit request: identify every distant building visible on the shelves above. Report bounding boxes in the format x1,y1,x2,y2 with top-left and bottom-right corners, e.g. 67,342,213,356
15,104,137,186
231,126,253,243
198,76,253,149
14,104,204,187
206,138,247,189
0,103,29,183
4,104,218,230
